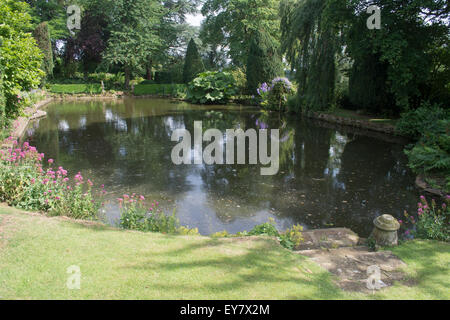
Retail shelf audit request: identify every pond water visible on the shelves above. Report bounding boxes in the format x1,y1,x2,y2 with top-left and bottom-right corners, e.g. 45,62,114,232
23,98,419,236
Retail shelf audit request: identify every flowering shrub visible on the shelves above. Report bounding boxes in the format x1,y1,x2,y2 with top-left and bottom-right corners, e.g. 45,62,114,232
400,195,449,242
257,77,294,111
119,196,198,235
0,138,104,219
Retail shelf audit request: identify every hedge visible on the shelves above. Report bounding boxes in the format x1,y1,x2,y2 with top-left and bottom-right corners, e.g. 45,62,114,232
133,84,186,96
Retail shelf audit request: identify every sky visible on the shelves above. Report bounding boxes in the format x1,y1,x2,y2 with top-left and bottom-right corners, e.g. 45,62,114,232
185,13,204,27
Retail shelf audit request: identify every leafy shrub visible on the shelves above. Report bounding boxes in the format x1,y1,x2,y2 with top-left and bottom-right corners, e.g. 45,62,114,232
397,103,450,186
257,77,294,111
0,139,104,219
247,218,304,250
248,218,280,237
279,224,304,250
405,134,450,174
400,195,449,242
119,196,198,235
186,71,237,104
210,230,230,238
396,102,449,140
0,0,45,118
230,67,247,95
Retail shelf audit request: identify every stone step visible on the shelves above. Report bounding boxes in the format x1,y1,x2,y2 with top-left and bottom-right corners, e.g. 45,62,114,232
295,227,360,251
296,246,406,292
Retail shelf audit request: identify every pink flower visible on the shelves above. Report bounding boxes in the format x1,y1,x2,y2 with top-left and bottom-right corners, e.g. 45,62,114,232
48,159,54,164
139,195,145,201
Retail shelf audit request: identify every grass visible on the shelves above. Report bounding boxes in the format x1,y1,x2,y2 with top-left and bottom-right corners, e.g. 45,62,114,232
49,84,103,94
0,204,448,300
133,84,186,96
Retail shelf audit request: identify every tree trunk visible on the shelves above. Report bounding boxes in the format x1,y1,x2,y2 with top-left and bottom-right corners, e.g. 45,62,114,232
124,66,130,90
146,58,153,81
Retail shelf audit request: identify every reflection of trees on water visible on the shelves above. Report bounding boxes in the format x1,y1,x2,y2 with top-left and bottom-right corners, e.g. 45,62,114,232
25,100,418,236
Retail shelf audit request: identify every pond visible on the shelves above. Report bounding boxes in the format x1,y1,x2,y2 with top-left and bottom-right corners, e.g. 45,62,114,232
24,98,419,236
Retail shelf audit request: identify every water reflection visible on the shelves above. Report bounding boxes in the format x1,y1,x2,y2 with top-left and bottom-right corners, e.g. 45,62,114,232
24,98,419,236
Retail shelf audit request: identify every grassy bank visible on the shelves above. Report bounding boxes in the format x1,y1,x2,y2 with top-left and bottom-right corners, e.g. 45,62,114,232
0,204,448,299
49,84,103,94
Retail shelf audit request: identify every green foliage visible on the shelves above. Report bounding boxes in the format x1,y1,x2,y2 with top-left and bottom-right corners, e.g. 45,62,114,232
119,197,198,235
133,84,186,97
0,64,5,129
286,94,301,113
401,196,449,242
200,0,281,66
246,30,283,94
182,38,205,83
32,22,53,78
367,236,378,252
186,71,237,104
245,218,304,250
229,67,247,95
279,224,304,250
280,0,338,112
405,136,450,175
0,141,103,219
396,103,450,178
102,0,163,88
0,0,45,118
280,0,449,113
248,218,280,237
210,230,230,238
396,103,450,140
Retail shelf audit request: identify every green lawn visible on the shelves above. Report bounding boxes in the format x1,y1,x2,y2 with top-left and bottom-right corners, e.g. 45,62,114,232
0,204,448,300
49,84,103,94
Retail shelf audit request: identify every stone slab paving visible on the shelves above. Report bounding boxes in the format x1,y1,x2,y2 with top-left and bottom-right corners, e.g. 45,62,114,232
296,246,406,292
296,227,360,250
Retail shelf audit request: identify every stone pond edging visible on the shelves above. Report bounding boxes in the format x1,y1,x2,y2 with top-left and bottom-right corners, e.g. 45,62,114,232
415,174,446,198
1,97,54,149
308,111,397,135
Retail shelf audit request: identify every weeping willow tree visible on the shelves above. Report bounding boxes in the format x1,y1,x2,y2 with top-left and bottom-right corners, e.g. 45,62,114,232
280,0,343,112
281,0,450,114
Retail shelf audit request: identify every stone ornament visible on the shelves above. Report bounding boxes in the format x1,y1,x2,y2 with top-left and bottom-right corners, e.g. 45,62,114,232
371,214,400,246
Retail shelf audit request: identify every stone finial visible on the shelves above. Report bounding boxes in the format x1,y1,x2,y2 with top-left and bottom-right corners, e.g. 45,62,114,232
371,214,400,246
